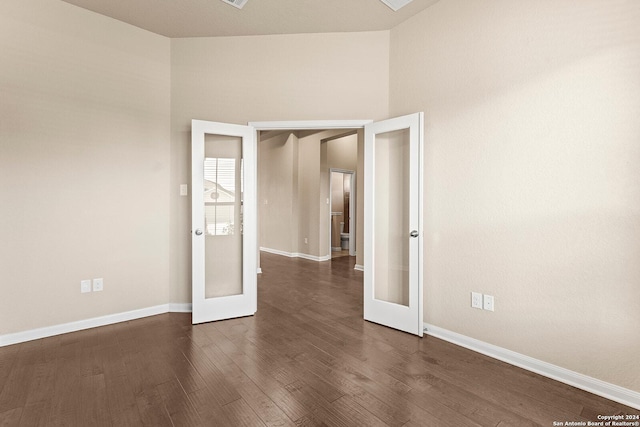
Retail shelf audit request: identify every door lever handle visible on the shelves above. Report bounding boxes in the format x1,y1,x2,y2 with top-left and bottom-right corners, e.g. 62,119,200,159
410,230,419,238
194,229,203,236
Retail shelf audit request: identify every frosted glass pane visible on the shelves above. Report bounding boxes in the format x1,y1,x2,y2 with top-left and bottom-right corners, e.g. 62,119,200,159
204,134,243,299
373,129,410,307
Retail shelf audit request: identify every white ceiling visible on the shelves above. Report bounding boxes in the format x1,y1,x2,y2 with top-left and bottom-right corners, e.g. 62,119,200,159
60,0,440,38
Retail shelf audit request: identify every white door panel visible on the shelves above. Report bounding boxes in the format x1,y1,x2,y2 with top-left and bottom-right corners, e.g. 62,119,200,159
364,113,423,336
192,120,257,324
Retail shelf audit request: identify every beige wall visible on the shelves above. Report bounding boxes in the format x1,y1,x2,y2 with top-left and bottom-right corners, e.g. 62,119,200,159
259,132,298,253
0,0,171,334
327,134,358,171
296,131,323,258
170,32,389,303
390,0,640,392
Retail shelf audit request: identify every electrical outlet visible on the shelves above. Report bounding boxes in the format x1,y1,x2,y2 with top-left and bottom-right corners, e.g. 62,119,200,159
304,237,308,244
92,278,104,292
471,292,483,309
81,280,92,293
483,294,495,312
179,184,188,196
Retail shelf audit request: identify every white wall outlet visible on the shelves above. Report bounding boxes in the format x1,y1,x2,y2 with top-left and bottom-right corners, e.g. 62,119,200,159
81,280,92,293
304,237,308,244
483,294,495,312
92,278,104,292
471,292,483,309
180,184,188,196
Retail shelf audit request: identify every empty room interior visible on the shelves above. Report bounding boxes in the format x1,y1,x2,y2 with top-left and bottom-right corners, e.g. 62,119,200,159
1,0,639,425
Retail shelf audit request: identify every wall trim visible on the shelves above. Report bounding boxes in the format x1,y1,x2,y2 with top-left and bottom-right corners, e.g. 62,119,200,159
260,247,294,258
1,304,193,347
260,247,330,262
298,253,331,262
424,323,640,410
354,264,364,271
169,303,193,313
249,119,372,130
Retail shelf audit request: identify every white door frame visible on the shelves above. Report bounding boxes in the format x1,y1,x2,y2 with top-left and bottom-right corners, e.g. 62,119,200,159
249,120,372,131
329,168,356,257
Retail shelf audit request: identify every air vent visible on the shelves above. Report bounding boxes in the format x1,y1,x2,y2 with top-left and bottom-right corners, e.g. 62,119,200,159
220,0,248,9
379,0,414,11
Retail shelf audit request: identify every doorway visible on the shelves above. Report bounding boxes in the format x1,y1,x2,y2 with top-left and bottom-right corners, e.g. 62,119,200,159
256,126,362,266
192,118,424,336
329,169,355,258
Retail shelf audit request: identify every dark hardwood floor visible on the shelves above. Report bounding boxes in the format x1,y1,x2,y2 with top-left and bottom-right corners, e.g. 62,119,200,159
0,252,637,426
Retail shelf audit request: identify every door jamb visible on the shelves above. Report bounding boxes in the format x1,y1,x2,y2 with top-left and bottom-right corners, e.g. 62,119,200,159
249,120,372,131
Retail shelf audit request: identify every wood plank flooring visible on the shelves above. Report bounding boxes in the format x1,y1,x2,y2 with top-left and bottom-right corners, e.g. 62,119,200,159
0,252,638,426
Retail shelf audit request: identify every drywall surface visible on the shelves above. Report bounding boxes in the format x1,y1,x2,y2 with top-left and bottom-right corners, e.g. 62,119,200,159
0,0,171,334
390,0,640,391
327,134,358,172
296,133,322,257
259,132,299,254
171,32,389,302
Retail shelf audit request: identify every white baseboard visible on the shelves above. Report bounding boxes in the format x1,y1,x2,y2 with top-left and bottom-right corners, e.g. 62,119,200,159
298,253,331,262
169,303,193,313
260,247,330,262
0,304,193,347
260,247,295,257
423,323,640,410
354,264,364,271
331,246,342,252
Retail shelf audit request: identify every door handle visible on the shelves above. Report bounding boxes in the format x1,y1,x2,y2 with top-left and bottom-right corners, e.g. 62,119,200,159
410,230,419,238
194,229,203,236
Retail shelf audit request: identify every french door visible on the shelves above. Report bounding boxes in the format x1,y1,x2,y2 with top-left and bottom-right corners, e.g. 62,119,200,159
363,113,424,336
191,120,257,324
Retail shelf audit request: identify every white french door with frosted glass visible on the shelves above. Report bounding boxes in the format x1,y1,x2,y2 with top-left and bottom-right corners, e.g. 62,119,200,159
364,113,424,336
191,120,257,324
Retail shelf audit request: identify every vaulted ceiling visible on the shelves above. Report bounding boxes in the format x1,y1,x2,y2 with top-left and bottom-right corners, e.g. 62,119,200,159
60,0,440,38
